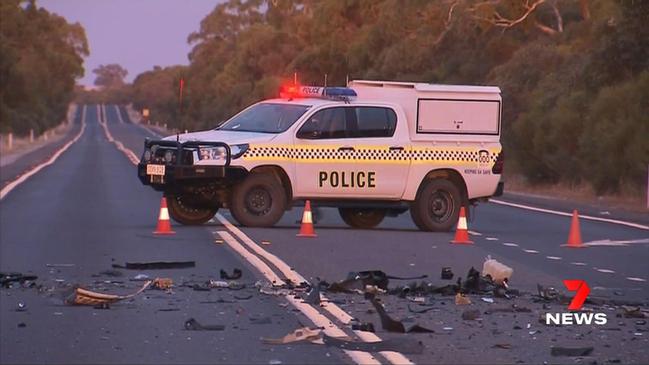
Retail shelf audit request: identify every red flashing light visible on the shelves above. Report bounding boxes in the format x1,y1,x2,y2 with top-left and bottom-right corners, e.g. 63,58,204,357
279,83,302,99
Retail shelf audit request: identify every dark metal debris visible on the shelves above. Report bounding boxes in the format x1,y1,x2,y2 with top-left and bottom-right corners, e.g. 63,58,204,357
550,346,594,357
184,318,225,331
322,334,424,354
112,261,195,270
351,322,376,332
1,272,38,288
220,268,242,280
371,297,434,333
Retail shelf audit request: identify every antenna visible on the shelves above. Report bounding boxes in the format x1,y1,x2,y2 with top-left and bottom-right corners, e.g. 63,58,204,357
293,72,297,85
324,74,328,88
346,74,349,86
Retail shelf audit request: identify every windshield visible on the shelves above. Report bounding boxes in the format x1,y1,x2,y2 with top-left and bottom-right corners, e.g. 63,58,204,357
218,103,310,133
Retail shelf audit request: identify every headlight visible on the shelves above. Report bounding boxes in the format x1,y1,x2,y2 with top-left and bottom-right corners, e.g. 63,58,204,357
199,146,227,161
230,144,249,159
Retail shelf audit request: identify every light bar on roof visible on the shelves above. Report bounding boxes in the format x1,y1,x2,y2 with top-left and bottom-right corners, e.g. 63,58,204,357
279,84,357,101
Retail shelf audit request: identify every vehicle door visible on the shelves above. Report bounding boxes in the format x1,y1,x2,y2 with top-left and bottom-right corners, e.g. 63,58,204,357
293,105,409,199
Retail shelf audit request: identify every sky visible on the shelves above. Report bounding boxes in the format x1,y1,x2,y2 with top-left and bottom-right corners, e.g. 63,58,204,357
39,0,222,87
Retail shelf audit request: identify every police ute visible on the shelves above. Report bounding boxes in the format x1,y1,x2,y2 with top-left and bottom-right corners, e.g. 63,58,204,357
137,80,504,231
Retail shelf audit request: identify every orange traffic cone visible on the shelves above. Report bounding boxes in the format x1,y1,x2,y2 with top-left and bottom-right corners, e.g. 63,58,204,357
451,207,473,244
297,200,317,237
564,209,584,248
154,198,175,235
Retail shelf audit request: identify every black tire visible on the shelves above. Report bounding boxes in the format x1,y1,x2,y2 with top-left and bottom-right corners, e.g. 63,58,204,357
230,173,287,227
338,208,386,229
410,179,462,232
167,195,218,225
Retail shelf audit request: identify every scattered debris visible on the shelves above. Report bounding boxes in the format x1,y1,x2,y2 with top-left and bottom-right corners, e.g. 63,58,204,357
408,304,436,314
261,240,271,245
621,306,648,318
462,309,481,321
184,318,225,331
441,267,454,280
250,316,273,325
492,343,512,349
262,327,322,344
550,346,594,357
131,274,150,281
220,268,242,280
371,297,434,333
152,278,174,290
113,261,195,270
1,272,38,288
17,322,26,328
46,264,75,268
304,283,321,305
455,293,471,305
351,321,376,332
481,297,494,303
537,284,560,301
327,271,427,293
482,256,513,285
65,281,151,306
16,302,27,312
322,334,424,354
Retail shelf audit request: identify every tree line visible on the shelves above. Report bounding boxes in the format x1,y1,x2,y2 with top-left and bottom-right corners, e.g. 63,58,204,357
125,0,647,195
0,0,88,136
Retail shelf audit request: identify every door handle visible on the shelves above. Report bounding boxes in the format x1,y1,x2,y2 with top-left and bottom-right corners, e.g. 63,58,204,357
338,147,355,152
389,146,404,151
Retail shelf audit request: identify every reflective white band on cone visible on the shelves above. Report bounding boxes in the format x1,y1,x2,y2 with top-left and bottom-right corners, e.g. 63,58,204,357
159,208,170,221
302,211,312,224
457,217,467,230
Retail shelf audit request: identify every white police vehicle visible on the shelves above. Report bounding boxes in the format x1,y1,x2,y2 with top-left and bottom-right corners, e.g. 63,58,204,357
138,80,504,230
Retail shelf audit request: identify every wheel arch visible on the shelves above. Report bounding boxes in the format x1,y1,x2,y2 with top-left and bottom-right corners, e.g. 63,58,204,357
416,168,468,203
249,165,293,205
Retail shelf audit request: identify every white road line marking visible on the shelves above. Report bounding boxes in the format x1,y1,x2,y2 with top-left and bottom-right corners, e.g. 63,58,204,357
216,214,308,284
626,277,647,282
523,249,539,254
216,231,379,365
485,237,499,241
595,268,615,274
100,105,140,165
216,231,284,285
0,106,87,200
502,242,519,247
215,214,414,365
571,262,587,266
490,199,649,230
468,230,482,236
114,105,125,124
583,238,649,247
546,256,562,260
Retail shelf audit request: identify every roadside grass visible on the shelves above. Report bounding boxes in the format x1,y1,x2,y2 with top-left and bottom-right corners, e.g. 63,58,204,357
504,173,648,213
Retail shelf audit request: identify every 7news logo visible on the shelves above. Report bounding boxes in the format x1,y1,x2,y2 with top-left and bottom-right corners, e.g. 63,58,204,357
545,280,608,325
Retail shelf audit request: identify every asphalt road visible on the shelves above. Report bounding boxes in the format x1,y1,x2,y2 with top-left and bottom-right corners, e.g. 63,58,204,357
1,104,647,364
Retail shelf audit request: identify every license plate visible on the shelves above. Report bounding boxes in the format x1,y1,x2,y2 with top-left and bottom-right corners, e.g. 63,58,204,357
146,164,165,176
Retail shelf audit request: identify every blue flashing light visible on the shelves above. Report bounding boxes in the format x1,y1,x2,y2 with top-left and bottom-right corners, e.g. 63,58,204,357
323,87,357,98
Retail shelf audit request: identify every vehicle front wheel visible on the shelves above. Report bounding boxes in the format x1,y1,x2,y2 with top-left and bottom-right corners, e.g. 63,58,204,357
230,173,287,227
410,179,462,232
338,208,386,229
167,195,218,225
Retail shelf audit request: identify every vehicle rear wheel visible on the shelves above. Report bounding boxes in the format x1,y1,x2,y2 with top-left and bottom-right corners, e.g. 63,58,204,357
338,208,386,229
410,179,462,232
230,173,287,227
167,195,218,225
